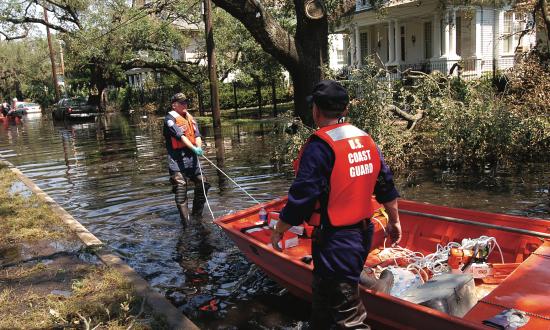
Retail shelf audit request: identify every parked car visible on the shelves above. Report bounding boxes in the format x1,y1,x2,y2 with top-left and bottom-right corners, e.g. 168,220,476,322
17,102,42,114
53,97,99,120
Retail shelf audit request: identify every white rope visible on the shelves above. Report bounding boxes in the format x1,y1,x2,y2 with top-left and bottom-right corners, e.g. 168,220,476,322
200,154,261,204
197,157,215,221
375,236,505,280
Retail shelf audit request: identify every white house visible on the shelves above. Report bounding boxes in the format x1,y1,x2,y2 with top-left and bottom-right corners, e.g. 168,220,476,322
330,0,537,79
125,1,204,88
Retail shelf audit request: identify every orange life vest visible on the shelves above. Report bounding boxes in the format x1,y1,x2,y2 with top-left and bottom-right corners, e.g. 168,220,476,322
294,123,381,227
169,110,196,149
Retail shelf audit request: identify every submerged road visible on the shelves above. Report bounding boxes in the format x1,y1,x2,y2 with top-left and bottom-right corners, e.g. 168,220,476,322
0,113,547,328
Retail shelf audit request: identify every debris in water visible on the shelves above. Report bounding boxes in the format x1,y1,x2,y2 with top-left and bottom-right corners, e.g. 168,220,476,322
199,299,219,311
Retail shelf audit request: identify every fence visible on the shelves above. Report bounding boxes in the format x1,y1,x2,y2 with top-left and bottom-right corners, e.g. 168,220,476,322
338,57,520,82
114,81,293,117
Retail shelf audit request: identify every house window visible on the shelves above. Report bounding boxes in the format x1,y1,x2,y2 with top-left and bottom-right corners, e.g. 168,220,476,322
360,32,369,63
400,26,405,61
424,22,432,59
456,16,462,56
503,11,513,53
337,49,345,65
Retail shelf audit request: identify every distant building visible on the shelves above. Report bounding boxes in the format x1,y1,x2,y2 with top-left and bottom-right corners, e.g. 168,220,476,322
329,0,537,79
125,2,204,88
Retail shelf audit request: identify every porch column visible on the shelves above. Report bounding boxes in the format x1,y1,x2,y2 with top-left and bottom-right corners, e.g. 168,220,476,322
474,8,482,59
355,24,362,66
349,25,355,67
387,21,395,64
442,11,449,57
432,13,441,58
394,20,401,64
470,8,483,75
496,9,504,58
448,8,458,58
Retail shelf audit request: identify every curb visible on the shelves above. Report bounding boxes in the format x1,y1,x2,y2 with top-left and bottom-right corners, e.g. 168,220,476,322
0,159,199,330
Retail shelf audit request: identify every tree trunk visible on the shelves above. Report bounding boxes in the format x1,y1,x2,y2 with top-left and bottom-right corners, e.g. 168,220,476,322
210,0,331,127
15,81,23,100
197,85,205,116
538,0,550,43
271,78,277,117
256,79,262,118
288,2,328,127
233,82,238,118
88,65,107,111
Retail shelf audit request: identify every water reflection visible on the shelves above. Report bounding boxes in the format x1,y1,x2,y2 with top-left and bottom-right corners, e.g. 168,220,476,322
0,113,547,328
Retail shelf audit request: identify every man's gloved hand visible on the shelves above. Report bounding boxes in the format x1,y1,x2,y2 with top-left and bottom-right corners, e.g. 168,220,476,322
193,146,204,156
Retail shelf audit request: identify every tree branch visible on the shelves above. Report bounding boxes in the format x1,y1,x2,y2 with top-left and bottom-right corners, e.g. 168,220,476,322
2,16,69,33
211,0,299,70
121,58,200,85
44,0,83,29
387,104,424,130
329,0,356,23
0,28,29,41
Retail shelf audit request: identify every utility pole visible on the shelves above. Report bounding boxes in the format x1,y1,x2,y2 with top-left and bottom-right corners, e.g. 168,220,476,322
202,0,225,170
58,40,65,76
202,0,221,130
43,5,60,101
58,40,65,96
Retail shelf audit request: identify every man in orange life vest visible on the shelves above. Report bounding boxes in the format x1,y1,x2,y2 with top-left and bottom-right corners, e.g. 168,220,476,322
271,80,402,329
163,93,210,223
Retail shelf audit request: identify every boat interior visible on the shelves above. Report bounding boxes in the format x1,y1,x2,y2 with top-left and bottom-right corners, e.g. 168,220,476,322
216,198,550,329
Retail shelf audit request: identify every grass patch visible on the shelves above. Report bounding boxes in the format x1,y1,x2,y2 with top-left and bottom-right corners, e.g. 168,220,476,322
0,168,69,243
194,101,294,126
0,166,168,329
0,265,167,329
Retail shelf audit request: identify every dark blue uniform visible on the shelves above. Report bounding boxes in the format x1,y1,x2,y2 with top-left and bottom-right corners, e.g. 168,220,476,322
280,136,399,281
280,135,399,329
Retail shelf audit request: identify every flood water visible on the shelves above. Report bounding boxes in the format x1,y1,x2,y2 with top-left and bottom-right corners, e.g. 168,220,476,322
0,113,548,329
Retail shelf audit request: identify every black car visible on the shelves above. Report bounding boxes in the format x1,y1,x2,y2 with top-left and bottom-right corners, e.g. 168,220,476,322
53,97,99,120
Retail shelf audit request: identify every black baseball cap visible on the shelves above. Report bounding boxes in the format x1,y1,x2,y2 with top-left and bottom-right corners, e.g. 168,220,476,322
306,80,349,112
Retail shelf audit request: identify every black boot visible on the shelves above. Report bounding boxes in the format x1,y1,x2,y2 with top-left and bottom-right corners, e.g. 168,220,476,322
177,203,190,225
192,181,211,216
359,268,394,294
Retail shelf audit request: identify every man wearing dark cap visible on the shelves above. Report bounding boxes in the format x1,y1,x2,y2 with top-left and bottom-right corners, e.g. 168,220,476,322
163,93,210,223
271,80,402,329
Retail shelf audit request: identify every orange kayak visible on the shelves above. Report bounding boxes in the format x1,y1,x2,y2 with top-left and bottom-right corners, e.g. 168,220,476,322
214,197,550,329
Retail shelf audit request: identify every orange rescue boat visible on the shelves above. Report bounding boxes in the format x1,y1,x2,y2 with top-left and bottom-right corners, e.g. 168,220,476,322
214,197,550,329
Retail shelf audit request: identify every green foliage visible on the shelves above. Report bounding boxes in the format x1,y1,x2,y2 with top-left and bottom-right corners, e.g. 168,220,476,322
417,55,550,169
270,111,314,165
0,38,55,107
278,56,548,176
205,82,292,110
343,62,416,172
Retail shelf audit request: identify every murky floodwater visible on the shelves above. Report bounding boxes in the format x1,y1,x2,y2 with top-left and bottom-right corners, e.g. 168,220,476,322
0,113,548,329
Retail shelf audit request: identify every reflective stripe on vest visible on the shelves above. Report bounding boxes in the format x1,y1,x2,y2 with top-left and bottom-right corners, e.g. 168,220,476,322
169,111,196,149
295,123,381,227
